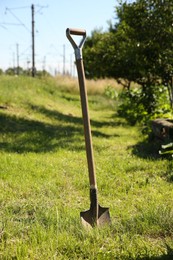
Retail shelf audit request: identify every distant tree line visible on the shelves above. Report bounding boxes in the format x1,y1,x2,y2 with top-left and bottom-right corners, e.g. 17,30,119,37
83,0,173,121
0,67,51,77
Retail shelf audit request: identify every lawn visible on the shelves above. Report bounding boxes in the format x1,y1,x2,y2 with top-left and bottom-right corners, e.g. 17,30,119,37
0,75,173,259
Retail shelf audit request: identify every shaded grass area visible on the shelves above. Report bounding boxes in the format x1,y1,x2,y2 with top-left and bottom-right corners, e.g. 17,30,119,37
0,105,115,153
1,76,173,259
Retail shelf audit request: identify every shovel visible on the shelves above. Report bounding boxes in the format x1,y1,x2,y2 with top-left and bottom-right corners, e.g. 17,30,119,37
66,28,111,228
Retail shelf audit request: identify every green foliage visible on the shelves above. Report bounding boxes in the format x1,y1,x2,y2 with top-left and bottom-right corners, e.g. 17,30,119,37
84,0,173,85
117,85,172,126
118,88,147,125
116,0,173,86
84,31,118,79
4,67,52,77
83,0,173,114
5,67,16,75
104,85,118,100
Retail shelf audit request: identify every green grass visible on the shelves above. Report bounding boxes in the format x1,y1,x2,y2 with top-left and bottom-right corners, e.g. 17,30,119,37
0,75,173,259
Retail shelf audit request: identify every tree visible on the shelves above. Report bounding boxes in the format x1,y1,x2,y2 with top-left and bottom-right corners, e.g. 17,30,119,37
84,0,173,112
5,67,16,76
84,30,118,79
0,68,3,75
116,0,173,108
5,67,24,76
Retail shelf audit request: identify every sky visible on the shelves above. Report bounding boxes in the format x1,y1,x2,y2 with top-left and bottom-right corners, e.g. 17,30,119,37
0,0,117,76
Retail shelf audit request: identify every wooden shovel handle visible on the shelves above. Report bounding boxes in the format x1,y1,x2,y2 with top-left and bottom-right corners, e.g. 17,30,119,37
66,28,86,36
76,58,97,188
66,27,96,188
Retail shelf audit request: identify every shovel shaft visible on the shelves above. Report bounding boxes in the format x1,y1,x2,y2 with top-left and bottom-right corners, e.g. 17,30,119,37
66,28,111,228
76,59,97,188
66,28,97,188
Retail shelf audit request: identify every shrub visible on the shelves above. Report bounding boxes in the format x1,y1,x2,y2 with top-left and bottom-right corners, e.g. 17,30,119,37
117,85,172,127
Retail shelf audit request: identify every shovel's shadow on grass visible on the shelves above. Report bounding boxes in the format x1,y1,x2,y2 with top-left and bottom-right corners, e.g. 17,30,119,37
0,105,114,153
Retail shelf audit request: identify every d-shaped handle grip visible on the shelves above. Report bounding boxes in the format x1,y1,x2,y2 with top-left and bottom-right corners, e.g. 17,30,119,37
66,28,86,59
67,28,86,36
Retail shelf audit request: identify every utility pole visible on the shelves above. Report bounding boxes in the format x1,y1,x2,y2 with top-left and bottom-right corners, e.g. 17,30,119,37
31,4,35,77
27,58,30,75
13,52,15,73
16,43,19,75
42,56,46,75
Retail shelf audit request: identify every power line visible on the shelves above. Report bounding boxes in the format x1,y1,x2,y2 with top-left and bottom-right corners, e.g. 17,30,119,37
1,22,24,26
20,45,31,57
0,24,7,30
5,7,30,33
35,5,49,15
4,4,48,76
5,6,30,10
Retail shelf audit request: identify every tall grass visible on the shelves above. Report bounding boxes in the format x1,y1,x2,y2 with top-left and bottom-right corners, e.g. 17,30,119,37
0,75,173,259
54,75,123,94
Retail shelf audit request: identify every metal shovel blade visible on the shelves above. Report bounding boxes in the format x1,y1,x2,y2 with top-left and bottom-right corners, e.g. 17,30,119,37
80,205,111,228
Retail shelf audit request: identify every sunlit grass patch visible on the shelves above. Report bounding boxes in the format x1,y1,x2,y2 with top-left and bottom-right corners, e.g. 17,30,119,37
0,75,173,259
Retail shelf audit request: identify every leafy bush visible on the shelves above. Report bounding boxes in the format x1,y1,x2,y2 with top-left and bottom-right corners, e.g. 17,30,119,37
104,85,118,100
118,88,148,125
117,85,172,127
